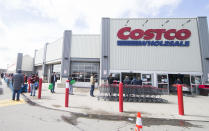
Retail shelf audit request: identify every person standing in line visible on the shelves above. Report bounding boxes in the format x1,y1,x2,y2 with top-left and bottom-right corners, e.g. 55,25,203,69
30,74,36,96
136,76,142,85
50,72,57,93
1,73,3,78
107,73,114,95
123,76,130,85
68,75,74,95
174,78,182,84
34,73,39,90
90,74,96,97
107,74,114,85
131,77,138,85
12,69,24,101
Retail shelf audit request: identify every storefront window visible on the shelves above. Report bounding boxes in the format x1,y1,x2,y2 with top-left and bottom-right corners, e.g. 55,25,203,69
122,73,141,84
71,62,99,82
53,64,61,80
157,74,169,94
191,76,201,85
142,74,152,85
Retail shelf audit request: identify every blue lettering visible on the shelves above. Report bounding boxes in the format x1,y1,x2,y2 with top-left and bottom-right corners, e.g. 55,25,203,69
165,41,170,46
117,40,190,47
185,41,190,46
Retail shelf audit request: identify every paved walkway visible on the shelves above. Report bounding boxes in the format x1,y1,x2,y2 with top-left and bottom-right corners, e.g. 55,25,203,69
21,83,209,122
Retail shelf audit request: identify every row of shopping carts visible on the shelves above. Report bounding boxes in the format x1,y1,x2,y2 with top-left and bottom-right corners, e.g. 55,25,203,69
98,84,168,103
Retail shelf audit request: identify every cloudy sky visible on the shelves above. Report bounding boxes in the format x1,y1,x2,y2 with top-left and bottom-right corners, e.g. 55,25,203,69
0,0,209,69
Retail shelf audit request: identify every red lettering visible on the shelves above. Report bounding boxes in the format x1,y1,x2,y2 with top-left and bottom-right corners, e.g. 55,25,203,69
176,29,191,40
144,29,155,40
154,29,166,40
130,29,144,40
117,27,191,40
117,27,131,40
164,29,176,40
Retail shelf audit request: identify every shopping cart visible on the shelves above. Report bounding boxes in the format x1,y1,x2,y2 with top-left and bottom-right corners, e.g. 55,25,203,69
98,84,168,103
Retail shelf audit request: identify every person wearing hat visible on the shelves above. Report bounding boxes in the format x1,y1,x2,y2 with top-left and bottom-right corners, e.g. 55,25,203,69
12,69,24,101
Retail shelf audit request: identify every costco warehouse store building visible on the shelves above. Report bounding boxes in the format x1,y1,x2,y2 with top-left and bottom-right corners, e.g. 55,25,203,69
18,16,209,92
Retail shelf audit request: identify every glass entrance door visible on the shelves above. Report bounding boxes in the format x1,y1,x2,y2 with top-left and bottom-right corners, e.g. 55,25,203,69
141,74,152,85
190,75,202,95
157,74,169,94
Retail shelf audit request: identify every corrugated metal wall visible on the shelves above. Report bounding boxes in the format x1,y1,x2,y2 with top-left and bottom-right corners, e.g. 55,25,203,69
46,38,63,63
22,55,33,71
197,17,209,82
34,48,43,65
71,35,100,58
109,18,202,73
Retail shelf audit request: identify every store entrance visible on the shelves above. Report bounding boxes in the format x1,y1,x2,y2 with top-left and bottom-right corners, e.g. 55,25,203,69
168,74,190,93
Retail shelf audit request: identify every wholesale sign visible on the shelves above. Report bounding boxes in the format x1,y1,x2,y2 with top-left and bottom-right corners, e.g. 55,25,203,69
117,27,191,46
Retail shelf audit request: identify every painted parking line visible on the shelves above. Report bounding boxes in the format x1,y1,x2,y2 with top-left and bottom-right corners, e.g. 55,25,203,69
0,99,26,107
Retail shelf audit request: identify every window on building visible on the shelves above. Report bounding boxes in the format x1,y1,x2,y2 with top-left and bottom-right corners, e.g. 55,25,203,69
53,64,61,80
71,62,99,82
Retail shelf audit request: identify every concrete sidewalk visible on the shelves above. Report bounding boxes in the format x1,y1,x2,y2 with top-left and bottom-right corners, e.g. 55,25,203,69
23,83,209,122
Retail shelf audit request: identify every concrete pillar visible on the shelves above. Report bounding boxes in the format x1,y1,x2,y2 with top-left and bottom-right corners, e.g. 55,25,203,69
16,53,23,73
197,17,209,83
42,43,48,80
33,50,38,74
153,73,157,87
61,30,72,82
101,18,110,80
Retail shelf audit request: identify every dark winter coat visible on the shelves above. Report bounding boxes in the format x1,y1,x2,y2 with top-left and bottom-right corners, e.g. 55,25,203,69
12,73,24,91
51,75,57,83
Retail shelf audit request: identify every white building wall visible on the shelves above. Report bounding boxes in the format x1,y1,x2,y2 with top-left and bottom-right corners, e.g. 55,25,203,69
22,55,33,71
35,48,43,66
71,35,100,58
46,38,63,63
109,18,202,73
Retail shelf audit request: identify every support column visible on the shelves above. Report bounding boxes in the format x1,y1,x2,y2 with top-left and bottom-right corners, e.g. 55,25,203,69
33,50,38,74
42,43,48,80
101,18,110,80
61,30,72,82
153,73,157,87
197,17,209,83
16,53,23,73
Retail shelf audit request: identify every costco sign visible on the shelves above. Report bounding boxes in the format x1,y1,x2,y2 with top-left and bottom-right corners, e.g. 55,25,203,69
117,27,191,46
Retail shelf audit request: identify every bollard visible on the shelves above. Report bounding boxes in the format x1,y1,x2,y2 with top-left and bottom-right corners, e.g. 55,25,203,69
119,82,123,112
27,80,30,93
177,84,184,115
65,80,70,107
38,78,42,99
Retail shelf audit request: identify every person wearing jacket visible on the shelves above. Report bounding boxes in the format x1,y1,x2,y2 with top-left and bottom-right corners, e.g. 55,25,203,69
90,74,96,97
12,69,24,101
50,72,57,93
123,76,130,85
68,75,74,95
30,74,36,96
131,77,138,85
